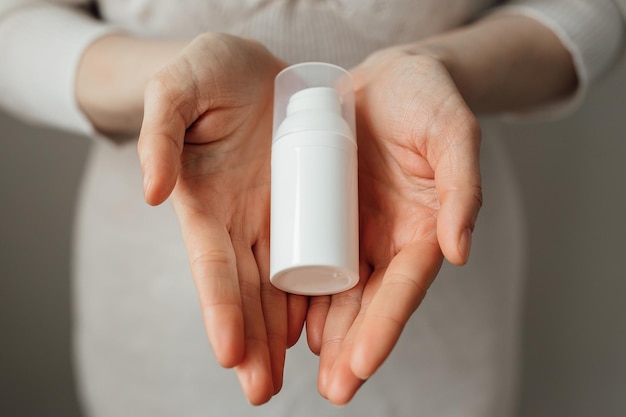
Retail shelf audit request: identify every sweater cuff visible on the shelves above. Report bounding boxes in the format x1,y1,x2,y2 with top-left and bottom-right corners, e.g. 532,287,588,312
0,4,120,136
492,0,625,119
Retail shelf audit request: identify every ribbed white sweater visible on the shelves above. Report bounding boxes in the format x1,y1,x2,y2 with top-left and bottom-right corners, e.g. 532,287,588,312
0,2,623,417
0,1,624,133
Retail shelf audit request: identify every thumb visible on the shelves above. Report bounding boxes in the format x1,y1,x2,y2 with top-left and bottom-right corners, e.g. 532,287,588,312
137,71,195,206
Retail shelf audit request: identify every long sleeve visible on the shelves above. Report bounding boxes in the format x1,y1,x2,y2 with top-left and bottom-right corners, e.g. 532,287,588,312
0,1,118,135
493,0,626,116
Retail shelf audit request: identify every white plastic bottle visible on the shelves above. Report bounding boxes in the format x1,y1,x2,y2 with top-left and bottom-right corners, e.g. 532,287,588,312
270,62,359,295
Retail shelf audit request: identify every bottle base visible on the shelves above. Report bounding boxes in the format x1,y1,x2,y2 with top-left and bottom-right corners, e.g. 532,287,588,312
270,265,359,295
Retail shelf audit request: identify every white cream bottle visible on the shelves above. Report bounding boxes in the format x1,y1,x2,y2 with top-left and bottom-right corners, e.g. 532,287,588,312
270,62,359,295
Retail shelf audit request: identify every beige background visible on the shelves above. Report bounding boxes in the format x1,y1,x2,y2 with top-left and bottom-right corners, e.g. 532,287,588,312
1,55,625,416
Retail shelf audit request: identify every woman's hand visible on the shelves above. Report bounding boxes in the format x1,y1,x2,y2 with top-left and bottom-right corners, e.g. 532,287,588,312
306,47,483,405
306,12,579,404
137,33,307,405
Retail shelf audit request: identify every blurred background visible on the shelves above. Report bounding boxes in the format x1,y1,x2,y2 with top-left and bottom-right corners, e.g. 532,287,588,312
1,55,625,416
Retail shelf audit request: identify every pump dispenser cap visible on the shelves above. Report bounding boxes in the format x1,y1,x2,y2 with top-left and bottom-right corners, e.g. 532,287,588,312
288,87,342,115
273,62,356,143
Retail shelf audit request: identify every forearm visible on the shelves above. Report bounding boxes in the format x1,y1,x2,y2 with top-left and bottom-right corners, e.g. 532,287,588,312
407,14,578,114
76,34,187,135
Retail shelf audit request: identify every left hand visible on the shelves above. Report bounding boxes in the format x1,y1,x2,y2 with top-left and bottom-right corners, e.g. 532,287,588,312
305,47,483,405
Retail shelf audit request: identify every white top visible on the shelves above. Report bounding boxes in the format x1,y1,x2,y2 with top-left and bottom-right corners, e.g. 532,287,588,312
0,0,624,132
0,1,624,417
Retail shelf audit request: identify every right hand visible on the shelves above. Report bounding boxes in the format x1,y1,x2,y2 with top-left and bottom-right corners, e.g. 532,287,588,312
137,33,307,405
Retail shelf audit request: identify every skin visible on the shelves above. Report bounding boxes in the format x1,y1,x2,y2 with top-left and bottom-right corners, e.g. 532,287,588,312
308,15,577,405
76,13,576,406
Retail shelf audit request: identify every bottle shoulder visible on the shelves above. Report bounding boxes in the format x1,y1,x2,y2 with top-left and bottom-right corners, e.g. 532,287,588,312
274,110,355,144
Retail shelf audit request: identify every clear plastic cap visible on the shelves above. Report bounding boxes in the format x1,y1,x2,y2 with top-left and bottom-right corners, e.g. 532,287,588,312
273,62,356,142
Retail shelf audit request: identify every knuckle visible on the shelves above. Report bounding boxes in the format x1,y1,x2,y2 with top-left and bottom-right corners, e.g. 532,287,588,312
473,185,484,210
238,279,261,303
190,249,235,278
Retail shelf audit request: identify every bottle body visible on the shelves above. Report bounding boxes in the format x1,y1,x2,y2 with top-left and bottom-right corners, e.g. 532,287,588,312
270,131,358,295
270,63,359,295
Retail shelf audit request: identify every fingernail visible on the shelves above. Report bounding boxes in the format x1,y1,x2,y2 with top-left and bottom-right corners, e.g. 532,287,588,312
459,228,472,263
142,173,153,201
354,372,370,381
351,359,371,381
318,370,329,397
143,173,151,192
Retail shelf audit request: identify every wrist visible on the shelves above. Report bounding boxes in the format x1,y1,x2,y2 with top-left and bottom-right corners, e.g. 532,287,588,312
390,14,577,114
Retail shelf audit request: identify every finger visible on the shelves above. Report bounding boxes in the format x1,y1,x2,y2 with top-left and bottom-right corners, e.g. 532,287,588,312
348,241,442,382
320,317,367,405
231,241,274,405
433,112,482,265
137,74,191,206
324,242,442,405
321,267,383,406
172,204,245,369
253,239,288,395
305,261,370,356
316,281,364,398
305,295,331,356
286,294,308,348
325,348,366,406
